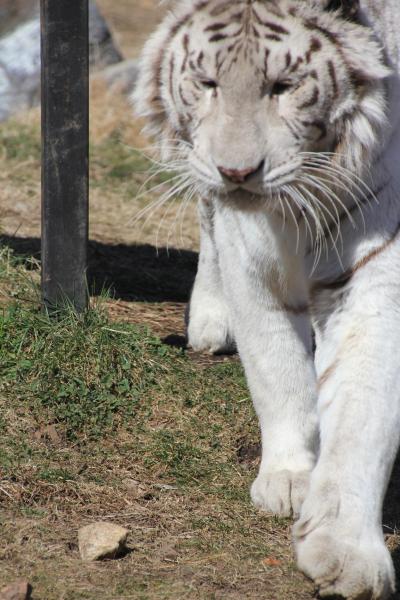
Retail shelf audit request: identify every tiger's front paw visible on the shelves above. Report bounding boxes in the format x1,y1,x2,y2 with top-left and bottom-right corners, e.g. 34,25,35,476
294,525,395,599
294,483,395,599
187,294,235,354
251,469,311,518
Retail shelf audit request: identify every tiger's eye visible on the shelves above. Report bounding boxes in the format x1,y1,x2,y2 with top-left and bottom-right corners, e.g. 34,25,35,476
201,79,218,89
271,81,292,96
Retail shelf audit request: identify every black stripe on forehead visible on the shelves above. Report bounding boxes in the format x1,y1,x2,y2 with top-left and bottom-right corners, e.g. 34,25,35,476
305,37,322,63
181,33,190,73
208,26,244,43
178,83,191,106
263,48,270,78
153,13,192,98
204,22,229,32
149,2,211,119
206,0,286,29
253,11,289,36
168,54,175,100
290,56,304,73
298,85,320,109
209,0,233,17
264,33,282,42
327,60,339,99
304,18,369,93
208,33,230,43
253,0,286,19
304,20,340,47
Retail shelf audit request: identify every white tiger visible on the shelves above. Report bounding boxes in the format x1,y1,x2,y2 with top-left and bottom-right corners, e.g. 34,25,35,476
133,1,400,597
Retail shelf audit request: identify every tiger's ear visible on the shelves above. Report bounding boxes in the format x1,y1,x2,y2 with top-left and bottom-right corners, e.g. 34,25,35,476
326,0,359,18
311,0,359,20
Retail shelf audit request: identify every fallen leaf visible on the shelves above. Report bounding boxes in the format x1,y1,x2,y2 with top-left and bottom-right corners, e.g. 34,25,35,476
262,557,282,567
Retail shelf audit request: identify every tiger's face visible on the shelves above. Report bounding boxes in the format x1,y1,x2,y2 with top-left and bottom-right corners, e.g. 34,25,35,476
134,0,389,202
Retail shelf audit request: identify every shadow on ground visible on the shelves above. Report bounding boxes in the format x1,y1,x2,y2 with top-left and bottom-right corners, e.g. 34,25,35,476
383,454,400,594
0,235,198,302
384,455,400,530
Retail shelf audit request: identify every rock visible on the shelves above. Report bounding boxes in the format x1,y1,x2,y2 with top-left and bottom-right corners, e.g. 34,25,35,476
78,522,129,562
154,482,178,491
0,1,122,122
0,19,41,122
0,0,37,37
122,478,148,499
92,59,139,94
0,580,32,600
89,2,123,69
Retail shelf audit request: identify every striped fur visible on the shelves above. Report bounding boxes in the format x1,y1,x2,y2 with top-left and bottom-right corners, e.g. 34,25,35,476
134,1,400,598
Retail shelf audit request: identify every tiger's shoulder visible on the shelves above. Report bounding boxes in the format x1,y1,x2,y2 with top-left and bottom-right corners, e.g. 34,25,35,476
360,0,400,69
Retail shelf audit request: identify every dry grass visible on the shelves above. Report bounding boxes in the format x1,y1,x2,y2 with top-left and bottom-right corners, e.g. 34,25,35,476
96,0,167,59
0,78,199,251
1,479,308,600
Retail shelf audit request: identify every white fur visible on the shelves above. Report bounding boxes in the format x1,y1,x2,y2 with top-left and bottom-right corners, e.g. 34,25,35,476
187,198,235,353
134,0,400,597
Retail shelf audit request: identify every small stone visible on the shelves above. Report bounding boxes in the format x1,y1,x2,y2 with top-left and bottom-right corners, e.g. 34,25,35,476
154,483,178,491
122,478,148,499
0,580,32,600
78,522,129,562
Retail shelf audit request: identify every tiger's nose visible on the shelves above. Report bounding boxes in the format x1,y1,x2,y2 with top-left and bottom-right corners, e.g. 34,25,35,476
218,160,264,184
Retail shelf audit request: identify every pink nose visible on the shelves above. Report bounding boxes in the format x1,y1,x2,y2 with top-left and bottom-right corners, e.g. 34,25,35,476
218,161,264,184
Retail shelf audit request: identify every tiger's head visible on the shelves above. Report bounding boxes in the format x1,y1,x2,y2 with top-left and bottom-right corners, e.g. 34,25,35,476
133,0,390,202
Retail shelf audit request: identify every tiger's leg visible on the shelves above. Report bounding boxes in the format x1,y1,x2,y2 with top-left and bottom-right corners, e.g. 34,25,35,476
214,205,319,516
294,249,400,598
187,197,235,353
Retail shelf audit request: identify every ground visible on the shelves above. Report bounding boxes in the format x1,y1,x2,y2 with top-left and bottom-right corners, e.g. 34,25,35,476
1,3,400,599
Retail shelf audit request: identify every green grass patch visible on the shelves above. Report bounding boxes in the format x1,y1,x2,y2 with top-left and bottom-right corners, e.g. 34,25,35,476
0,118,172,205
0,246,254,492
90,130,175,201
0,120,40,163
0,302,182,440
0,298,255,497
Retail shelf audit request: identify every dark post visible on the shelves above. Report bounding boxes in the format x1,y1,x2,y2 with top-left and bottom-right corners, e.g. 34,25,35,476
41,0,89,312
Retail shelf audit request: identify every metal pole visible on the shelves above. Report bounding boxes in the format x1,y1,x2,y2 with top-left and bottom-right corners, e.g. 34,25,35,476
41,0,89,312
